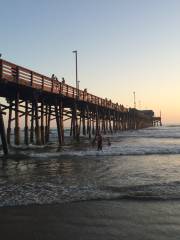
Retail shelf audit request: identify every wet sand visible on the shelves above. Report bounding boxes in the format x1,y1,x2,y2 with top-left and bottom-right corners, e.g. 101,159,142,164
0,200,180,240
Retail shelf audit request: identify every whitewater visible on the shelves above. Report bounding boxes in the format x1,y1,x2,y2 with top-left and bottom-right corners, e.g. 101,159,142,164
0,125,180,207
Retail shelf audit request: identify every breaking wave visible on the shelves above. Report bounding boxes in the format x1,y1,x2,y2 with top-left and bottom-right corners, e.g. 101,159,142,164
1,181,180,207
7,145,180,159
1,125,180,207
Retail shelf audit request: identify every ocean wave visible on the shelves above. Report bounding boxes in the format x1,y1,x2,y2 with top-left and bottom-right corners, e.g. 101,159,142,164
118,135,180,139
118,134,180,140
1,181,180,207
2,146,180,160
101,182,180,201
1,125,180,207
166,124,180,128
26,147,180,157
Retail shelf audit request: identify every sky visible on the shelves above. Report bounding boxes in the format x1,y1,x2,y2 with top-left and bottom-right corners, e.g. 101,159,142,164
0,0,180,124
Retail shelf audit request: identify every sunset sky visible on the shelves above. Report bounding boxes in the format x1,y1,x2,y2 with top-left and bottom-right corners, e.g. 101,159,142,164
1,0,180,123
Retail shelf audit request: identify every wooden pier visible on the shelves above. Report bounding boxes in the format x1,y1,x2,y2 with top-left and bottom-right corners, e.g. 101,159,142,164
0,59,159,154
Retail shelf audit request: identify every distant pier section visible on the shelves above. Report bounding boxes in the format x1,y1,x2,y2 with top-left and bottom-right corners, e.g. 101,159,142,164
0,59,161,154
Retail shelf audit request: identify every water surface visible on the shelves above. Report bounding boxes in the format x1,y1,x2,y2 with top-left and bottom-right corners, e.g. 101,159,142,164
1,125,180,239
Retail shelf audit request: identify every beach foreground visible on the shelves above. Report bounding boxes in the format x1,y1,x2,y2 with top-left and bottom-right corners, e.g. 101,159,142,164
1,126,180,239
0,200,180,240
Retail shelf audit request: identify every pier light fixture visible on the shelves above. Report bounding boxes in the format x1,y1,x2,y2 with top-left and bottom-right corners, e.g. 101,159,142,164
72,50,79,95
133,91,136,109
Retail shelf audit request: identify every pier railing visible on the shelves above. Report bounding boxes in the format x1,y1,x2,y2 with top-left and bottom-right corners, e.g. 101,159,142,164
0,59,127,112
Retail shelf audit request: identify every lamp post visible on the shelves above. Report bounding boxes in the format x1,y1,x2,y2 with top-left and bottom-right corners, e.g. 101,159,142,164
72,50,79,95
133,91,136,109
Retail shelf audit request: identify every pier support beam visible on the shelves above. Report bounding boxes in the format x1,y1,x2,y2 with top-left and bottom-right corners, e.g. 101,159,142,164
30,103,34,144
95,107,99,134
82,109,86,136
24,101,29,145
40,102,45,144
7,100,12,145
34,100,41,145
0,105,8,154
45,105,51,143
59,101,64,144
14,92,20,145
55,100,64,146
86,105,91,139
71,102,79,140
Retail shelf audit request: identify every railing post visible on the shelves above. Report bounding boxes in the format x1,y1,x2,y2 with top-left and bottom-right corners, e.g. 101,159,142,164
16,66,19,83
30,71,33,87
66,85,68,96
59,82,62,94
62,83,64,95
0,60,2,80
51,78,54,92
42,76,44,90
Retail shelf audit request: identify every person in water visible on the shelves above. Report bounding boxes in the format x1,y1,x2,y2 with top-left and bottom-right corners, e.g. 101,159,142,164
92,134,97,146
107,137,111,146
97,134,103,151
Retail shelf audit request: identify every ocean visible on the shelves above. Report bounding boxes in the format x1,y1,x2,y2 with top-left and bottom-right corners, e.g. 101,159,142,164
0,125,180,239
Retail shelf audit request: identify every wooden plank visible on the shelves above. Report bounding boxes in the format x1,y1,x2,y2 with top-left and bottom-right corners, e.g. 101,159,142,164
19,74,31,81
2,60,17,69
3,75,14,82
43,86,51,92
19,79,31,86
2,69,12,75
19,68,31,77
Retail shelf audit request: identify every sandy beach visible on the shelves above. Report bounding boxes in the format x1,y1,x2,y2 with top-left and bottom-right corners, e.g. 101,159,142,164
0,200,180,240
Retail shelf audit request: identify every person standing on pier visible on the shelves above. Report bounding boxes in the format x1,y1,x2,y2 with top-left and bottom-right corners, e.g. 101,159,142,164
51,74,55,79
62,77,65,84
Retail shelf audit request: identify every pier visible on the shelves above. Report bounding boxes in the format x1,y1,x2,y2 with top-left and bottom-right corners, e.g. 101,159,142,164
0,59,160,154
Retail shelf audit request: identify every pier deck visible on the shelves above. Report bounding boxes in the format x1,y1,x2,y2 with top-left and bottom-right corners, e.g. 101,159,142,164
0,59,159,154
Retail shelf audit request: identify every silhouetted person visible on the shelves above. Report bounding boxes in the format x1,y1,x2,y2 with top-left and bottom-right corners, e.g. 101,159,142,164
62,77,65,84
52,74,59,82
97,134,102,151
92,134,97,146
107,137,111,146
76,130,80,142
